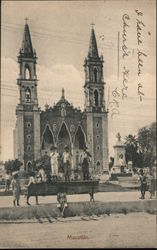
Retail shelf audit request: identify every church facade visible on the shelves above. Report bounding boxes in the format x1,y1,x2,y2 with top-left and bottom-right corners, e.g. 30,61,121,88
13,22,109,174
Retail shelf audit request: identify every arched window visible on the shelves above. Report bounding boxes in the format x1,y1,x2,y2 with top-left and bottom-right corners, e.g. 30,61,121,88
25,65,31,79
96,161,101,174
27,161,32,173
94,90,99,106
25,88,31,103
74,126,86,150
42,125,54,150
94,68,98,82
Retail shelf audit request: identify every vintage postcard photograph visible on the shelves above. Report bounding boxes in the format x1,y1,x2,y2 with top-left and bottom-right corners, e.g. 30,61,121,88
0,0,156,248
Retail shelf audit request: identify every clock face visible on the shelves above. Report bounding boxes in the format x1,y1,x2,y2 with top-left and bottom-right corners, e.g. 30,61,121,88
61,103,65,108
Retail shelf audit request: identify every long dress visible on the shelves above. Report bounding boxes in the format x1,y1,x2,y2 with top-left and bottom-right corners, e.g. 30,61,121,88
11,178,21,201
50,152,59,176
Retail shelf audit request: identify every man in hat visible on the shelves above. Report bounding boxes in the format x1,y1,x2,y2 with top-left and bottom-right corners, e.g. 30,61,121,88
50,145,59,180
62,145,71,182
81,146,92,180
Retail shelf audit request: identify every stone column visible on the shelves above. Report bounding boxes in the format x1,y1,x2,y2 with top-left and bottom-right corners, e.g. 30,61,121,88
34,110,41,161
102,112,109,171
86,112,94,176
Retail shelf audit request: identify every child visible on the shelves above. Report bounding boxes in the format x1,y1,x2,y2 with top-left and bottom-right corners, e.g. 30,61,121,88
57,186,68,217
11,172,21,207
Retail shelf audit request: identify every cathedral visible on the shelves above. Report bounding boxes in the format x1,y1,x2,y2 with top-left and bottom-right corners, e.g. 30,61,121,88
13,22,109,175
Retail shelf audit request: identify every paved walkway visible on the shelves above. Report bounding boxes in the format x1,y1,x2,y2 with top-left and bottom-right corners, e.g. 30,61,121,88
0,191,154,208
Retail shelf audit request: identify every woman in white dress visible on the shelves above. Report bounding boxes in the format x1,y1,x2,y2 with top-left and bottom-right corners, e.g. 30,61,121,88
50,145,59,180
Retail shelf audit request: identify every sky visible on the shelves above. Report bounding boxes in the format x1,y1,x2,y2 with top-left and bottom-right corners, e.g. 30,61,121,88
1,0,156,161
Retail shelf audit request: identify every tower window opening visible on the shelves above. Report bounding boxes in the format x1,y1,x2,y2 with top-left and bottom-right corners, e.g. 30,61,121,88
94,90,99,106
96,161,101,174
25,65,31,79
25,88,31,103
27,145,32,151
27,134,31,139
27,161,32,173
27,122,31,128
94,68,98,82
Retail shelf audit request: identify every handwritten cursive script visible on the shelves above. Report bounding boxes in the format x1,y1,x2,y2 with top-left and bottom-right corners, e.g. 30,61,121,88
122,67,129,99
138,83,144,101
137,49,147,76
136,19,145,45
122,14,130,59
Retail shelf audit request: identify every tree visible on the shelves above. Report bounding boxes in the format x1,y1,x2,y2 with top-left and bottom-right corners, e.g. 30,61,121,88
138,122,156,169
124,134,140,168
4,159,23,173
124,122,156,170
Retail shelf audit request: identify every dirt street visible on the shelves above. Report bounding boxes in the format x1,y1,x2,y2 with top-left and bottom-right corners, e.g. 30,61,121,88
0,212,156,248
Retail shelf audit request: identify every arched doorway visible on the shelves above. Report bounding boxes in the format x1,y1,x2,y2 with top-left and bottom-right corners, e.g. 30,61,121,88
42,125,54,152
57,123,71,155
25,64,31,79
27,161,32,173
74,126,86,168
96,161,101,174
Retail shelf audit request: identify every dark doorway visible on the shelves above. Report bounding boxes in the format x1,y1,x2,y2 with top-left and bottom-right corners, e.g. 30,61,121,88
42,126,54,150
57,123,71,154
74,126,86,150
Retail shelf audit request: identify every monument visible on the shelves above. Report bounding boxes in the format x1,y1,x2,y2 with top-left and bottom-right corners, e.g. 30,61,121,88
112,133,126,174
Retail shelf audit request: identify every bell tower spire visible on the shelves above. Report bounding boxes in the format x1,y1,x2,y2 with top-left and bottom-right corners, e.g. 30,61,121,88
21,18,33,57
88,23,99,58
84,25,109,175
15,20,40,172
84,25,105,111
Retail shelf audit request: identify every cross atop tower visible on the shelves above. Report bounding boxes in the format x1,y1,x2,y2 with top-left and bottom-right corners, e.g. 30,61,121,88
25,17,29,24
90,22,95,29
62,88,65,99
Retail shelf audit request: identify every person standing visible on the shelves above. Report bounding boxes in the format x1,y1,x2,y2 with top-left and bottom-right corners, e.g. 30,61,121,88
5,171,11,191
81,146,91,180
38,165,46,183
138,169,147,199
62,146,71,182
26,171,38,206
11,172,21,207
148,166,156,199
50,146,59,181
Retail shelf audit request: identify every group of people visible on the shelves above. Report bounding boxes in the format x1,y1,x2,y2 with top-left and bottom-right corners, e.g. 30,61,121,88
138,167,156,199
50,145,92,181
